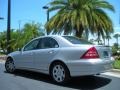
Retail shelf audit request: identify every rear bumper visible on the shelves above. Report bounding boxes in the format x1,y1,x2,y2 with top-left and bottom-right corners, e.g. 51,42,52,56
66,58,114,77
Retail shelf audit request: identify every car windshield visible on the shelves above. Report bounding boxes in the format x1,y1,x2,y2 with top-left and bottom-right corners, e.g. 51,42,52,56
63,36,92,44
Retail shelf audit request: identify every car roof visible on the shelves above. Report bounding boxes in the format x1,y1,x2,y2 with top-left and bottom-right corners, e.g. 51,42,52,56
34,35,73,47
36,35,62,38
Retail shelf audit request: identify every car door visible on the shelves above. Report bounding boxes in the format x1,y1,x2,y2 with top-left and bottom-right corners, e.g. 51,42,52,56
17,39,39,68
34,37,59,70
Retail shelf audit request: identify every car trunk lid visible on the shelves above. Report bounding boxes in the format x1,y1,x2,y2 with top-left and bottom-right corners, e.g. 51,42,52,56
94,45,111,60
72,44,111,60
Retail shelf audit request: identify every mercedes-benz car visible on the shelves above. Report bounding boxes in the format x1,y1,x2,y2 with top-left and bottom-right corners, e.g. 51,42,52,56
5,35,114,83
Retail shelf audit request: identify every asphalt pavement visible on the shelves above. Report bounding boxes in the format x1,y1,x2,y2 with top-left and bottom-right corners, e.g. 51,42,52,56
0,61,120,90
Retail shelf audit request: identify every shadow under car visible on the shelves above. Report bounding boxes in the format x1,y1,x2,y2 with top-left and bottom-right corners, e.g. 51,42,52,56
4,70,112,90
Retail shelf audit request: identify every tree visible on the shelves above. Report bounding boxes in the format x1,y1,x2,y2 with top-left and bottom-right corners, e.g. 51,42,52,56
89,39,95,43
0,22,44,54
45,0,114,38
21,22,44,45
114,33,120,48
0,30,17,54
95,37,102,45
112,43,119,56
0,32,7,54
105,35,111,46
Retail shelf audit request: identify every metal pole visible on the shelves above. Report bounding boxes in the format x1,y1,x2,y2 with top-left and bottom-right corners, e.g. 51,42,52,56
7,0,11,54
18,20,21,31
46,10,49,35
0,17,4,20
47,10,49,22
43,6,49,35
43,6,49,22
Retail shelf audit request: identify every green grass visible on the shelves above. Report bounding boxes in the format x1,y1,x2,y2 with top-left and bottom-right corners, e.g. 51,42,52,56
113,60,120,69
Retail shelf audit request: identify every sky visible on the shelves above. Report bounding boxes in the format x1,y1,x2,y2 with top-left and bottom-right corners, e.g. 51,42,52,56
0,0,120,45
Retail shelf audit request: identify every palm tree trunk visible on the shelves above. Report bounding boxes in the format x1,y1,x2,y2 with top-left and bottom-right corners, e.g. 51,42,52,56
103,37,105,45
98,32,100,45
108,39,109,46
75,25,84,38
117,37,119,48
75,30,83,38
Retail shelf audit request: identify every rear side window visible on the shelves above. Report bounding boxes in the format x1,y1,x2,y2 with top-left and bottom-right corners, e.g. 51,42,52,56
63,36,92,44
37,37,59,49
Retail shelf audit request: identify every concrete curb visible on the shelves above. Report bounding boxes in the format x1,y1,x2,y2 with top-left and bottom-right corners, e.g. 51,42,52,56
0,55,6,63
0,55,6,60
111,69,120,73
0,60,5,63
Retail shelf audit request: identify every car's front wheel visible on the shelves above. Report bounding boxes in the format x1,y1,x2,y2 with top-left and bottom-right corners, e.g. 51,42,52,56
5,58,16,73
50,62,70,84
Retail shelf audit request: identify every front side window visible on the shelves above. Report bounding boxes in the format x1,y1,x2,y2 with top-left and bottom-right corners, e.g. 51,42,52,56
24,39,39,51
37,37,59,49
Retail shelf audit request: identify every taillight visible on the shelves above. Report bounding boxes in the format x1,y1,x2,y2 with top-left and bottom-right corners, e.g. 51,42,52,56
81,47,99,59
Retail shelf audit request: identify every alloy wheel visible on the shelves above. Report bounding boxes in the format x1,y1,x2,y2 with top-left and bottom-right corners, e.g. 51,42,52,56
5,59,15,73
52,64,65,82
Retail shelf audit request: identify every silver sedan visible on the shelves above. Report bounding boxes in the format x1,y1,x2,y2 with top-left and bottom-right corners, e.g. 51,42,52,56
5,35,114,83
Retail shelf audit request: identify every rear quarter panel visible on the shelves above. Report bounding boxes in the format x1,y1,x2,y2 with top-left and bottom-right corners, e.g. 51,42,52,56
54,46,91,61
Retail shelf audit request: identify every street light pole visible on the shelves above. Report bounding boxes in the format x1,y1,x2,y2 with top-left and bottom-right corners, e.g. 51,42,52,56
18,20,21,31
7,0,11,54
43,6,49,22
43,6,49,35
47,9,49,22
0,17,4,20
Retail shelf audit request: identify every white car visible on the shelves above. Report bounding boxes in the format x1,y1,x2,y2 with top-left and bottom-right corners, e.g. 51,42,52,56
5,35,114,83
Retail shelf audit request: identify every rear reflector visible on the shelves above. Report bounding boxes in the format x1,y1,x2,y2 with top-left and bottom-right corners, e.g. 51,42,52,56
81,47,99,59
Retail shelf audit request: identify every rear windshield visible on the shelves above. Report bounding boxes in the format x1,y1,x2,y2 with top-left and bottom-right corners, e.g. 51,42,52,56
63,36,92,44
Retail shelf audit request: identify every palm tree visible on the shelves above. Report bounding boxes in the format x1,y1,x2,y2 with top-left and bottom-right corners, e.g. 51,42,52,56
95,37,102,45
105,35,111,46
89,39,95,43
0,30,17,53
0,22,44,53
45,0,114,38
114,33,120,48
22,22,42,44
0,32,7,54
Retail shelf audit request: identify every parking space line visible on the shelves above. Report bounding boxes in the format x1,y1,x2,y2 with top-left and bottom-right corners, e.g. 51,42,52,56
0,60,5,64
102,72,120,78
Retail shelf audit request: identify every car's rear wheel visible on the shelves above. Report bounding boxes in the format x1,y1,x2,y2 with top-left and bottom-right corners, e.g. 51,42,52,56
5,58,15,73
50,62,70,84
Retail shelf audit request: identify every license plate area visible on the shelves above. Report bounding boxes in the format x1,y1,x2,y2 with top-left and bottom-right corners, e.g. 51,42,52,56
103,51,109,58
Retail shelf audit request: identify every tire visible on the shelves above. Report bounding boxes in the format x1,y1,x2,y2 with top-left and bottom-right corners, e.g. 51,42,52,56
5,58,16,73
50,62,70,84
